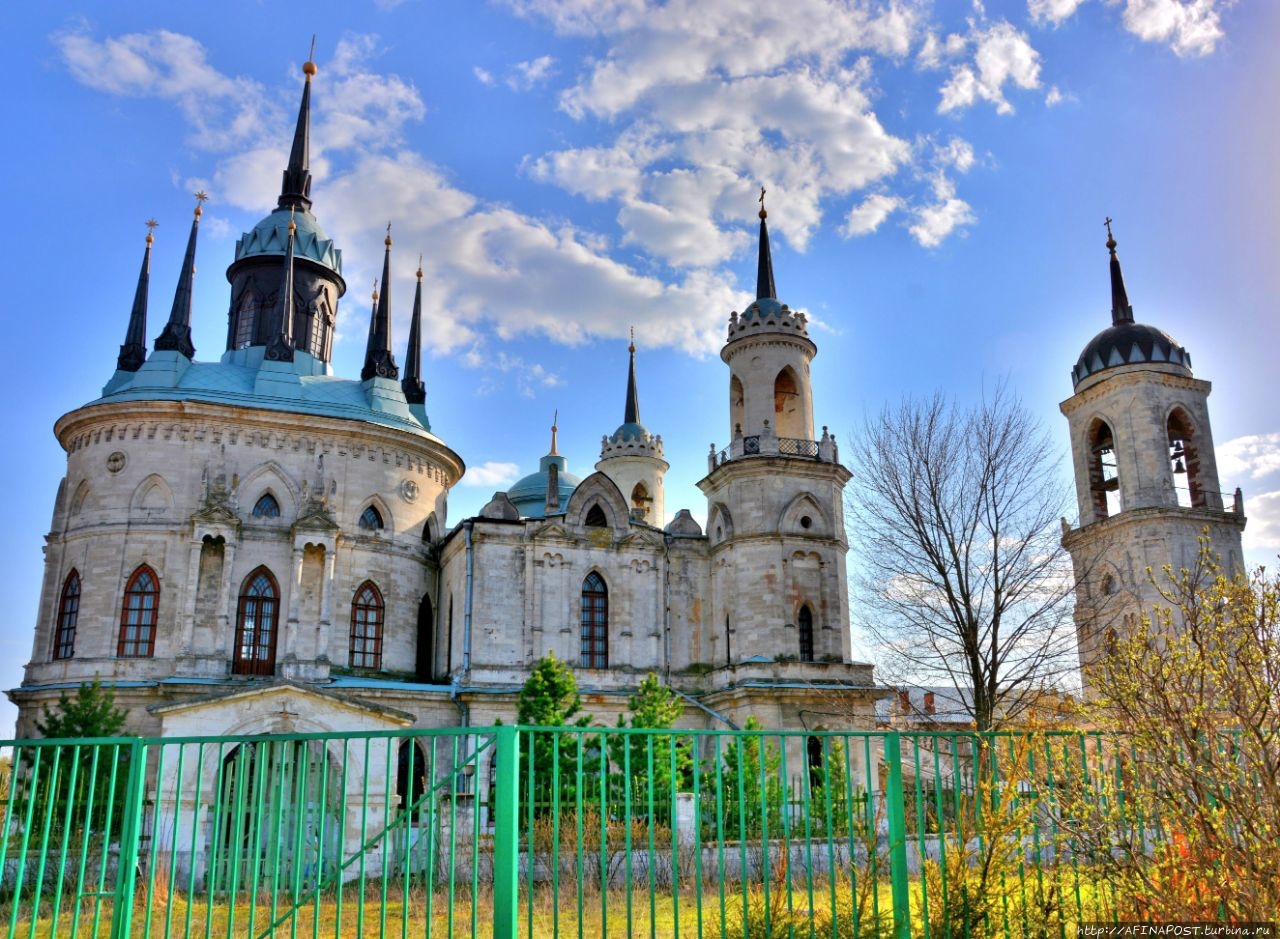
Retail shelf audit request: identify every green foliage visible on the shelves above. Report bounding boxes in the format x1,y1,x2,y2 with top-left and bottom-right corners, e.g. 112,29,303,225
36,679,127,739
717,717,785,838
607,673,692,825
21,680,130,837
517,653,596,816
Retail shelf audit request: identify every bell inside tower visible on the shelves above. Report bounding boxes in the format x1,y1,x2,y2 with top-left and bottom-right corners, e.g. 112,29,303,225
1167,409,1202,508
1087,418,1120,521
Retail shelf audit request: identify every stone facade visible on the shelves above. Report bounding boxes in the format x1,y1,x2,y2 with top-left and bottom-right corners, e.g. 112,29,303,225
11,67,882,739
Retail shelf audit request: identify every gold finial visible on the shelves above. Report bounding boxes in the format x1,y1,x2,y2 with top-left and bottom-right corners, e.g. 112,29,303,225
303,35,317,78
550,409,559,456
385,222,392,247
1104,216,1116,252
628,325,635,355
372,279,379,303
145,218,159,246
193,190,209,218
417,254,424,280
758,185,767,220
288,205,297,234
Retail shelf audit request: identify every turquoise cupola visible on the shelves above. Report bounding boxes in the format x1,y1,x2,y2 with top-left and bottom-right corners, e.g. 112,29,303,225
508,417,582,518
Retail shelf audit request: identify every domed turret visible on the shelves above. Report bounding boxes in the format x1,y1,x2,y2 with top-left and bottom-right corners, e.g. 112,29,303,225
508,416,582,518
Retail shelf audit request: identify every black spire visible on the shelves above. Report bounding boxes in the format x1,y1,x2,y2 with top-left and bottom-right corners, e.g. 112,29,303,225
623,328,640,425
1105,217,1134,325
756,186,776,300
361,225,400,381
402,258,426,404
117,220,156,372
278,43,316,213
154,193,204,359
265,211,297,361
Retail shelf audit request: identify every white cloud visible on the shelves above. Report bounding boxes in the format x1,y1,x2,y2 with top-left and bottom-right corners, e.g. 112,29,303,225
1218,433,1280,482
460,461,523,487
1121,0,1225,57
1028,0,1088,25
474,66,496,86
842,193,903,237
939,21,1042,115
1241,490,1280,558
1045,85,1071,106
507,55,557,90
55,28,279,151
909,173,976,247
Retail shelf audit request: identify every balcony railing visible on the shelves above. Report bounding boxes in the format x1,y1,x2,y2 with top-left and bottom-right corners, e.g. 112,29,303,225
711,430,837,469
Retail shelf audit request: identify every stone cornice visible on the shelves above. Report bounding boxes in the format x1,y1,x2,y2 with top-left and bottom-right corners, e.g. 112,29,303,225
1061,367,1212,415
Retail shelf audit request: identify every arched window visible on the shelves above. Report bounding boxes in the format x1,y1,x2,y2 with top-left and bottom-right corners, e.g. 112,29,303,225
1168,408,1203,508
725,615,732,665
774,367,802,437
118,565,159,657
807,736,825,791
798,604,815,662
252,493,281,518
1087,419,1120,521
233,288,259,349
350,581,384,669
415,594,434,682
729,374,745,435
396,741,428,809
630,482,651,519
54,570,81,660
584,503,607,528
580,572,608,669
233,567,279,676
359,505,384,531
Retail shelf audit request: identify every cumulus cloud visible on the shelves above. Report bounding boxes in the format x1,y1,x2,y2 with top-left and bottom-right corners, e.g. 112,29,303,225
55,27,279,150
474,66,496,86
1121,0,1225,57
1028,0,1088,25
910,171,976,247
1241,490,1280,559
507,55,557,90
460,461,523,487
842,193,902,237
1218,433,1280,482
939,21,1042,115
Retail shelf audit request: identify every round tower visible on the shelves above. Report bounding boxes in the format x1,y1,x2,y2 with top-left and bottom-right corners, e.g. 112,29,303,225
698,193,853,671
596,334,668,524
1061,222,1246,676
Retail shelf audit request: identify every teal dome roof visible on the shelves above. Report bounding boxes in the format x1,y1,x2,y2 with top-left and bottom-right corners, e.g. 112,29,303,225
235,209,343,274
508,453,581,518
741,296,785,320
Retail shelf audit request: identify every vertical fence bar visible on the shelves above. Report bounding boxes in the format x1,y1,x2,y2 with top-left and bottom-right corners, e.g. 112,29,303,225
492,725,519,939
109,738,147,939
884,732,912,939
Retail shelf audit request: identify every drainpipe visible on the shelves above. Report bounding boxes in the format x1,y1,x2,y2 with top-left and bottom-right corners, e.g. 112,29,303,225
662,533,672,680
462,519,474,679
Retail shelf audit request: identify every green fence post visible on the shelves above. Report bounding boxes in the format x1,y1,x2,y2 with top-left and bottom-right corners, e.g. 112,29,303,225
493,725,520,939
110,738,148,939
884,733,912,939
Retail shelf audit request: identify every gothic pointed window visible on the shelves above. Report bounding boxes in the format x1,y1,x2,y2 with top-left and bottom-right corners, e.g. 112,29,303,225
233,567,279,676
233,288,259,350
252,493,281,518
580,572,608,669
359,505,384,531
798,604,815,662
54,570,81,660
118,565,159,657
774,366,802,437
585,503,607,528
1167,408,1203,508
350,581,384,669
1087,419,1120,521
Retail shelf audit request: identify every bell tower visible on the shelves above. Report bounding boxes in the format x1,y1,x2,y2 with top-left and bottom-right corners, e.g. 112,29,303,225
698,192,852,669
1060,222,1246,677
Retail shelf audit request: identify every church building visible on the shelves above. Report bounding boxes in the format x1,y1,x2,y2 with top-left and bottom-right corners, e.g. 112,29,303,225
12,56,881,740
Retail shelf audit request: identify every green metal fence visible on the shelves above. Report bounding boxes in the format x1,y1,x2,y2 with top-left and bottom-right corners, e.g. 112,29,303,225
0,727,1137,937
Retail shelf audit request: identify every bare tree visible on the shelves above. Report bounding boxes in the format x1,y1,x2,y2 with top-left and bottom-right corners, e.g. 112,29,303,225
849,385,1077,731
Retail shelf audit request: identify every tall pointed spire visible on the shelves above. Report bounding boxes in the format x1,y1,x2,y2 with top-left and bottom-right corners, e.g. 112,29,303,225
623,327,641,425
402,257,426,404
361,225,400,381
550,410,560,456
154,193,204,359
278,39,316,212
1105,217,1134,325
117,220,156,372
755,186,776,301
265,210,297,361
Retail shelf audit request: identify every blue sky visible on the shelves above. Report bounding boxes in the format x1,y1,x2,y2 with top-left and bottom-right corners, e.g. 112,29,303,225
2,0,1276,736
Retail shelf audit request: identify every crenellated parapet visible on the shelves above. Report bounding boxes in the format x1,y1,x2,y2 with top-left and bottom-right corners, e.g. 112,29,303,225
726,298,810,343
600,426,664,461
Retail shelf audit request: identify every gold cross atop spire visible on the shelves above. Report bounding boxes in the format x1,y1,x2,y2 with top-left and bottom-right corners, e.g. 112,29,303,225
417,254,424,279
385,221,393,247
304,35,317,78
193,190,208,218
758,185,767,219
1104,216,1117,251
629,325,635,354
145,217,159,245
